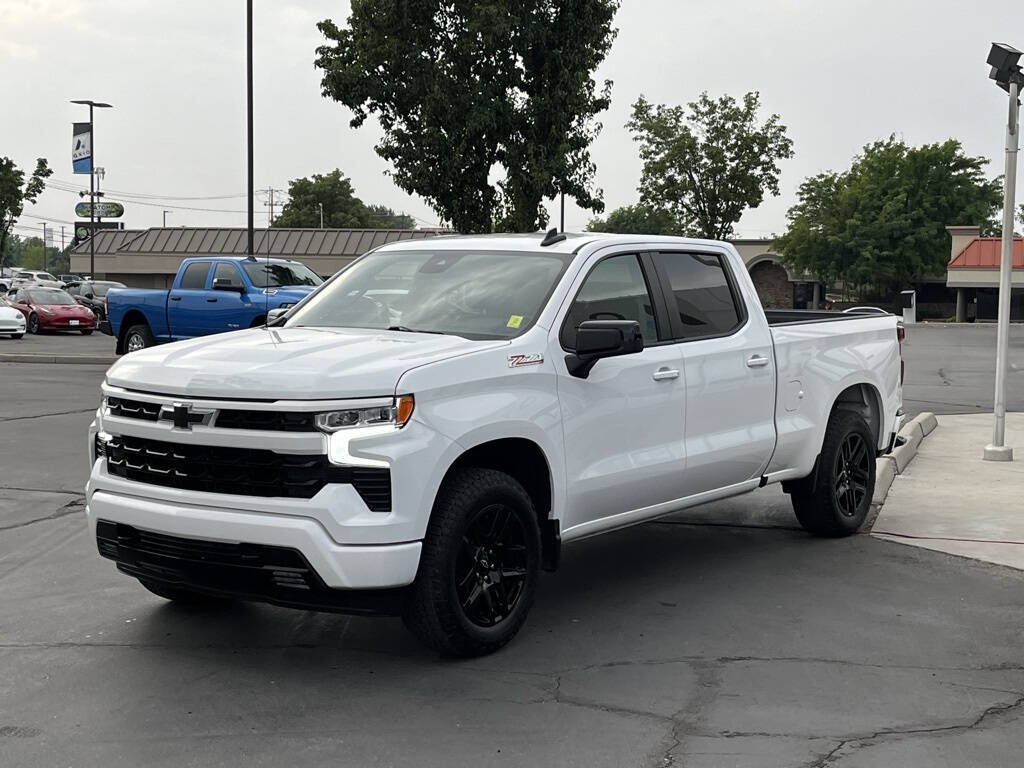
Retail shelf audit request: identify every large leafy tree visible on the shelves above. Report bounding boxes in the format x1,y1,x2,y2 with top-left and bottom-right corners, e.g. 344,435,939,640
315,0,619,233
626,92,793,240
0,157,52,272
271,169,414,229
776,138,1002,295
587,203,680,235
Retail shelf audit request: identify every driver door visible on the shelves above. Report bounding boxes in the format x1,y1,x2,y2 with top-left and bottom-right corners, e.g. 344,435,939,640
555,252,686,537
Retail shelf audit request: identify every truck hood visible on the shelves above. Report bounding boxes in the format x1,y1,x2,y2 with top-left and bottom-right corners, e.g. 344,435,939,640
105,327,508,400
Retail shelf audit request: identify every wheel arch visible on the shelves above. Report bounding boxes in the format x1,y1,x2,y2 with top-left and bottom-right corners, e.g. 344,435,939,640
830,381,884,451
434,437,560,571
116,310,151,354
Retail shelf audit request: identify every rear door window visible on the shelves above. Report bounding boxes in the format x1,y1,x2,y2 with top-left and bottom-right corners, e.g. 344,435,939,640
652,252,744,339
179,262,211,290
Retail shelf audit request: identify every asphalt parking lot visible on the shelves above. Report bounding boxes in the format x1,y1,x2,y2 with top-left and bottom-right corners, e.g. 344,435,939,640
2,324,1023,767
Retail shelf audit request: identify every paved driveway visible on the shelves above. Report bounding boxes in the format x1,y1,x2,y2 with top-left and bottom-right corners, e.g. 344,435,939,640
2,363,1023,767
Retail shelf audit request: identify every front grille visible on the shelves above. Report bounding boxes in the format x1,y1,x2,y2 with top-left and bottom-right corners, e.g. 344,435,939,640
215,409,316,432
106,396,161,421
104,434,391,509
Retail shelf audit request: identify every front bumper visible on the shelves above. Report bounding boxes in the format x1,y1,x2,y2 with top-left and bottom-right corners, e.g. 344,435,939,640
86,487,421,591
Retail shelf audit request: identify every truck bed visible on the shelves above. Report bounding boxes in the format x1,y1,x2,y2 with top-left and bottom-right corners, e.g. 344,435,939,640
763,309,892,326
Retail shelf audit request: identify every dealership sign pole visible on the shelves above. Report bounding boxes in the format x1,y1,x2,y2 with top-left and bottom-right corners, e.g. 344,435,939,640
984,44,1022,462
71,100,112,280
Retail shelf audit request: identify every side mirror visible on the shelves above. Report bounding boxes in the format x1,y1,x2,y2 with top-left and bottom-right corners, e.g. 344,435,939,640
266,306,289,325
213,277,245,293
565,319,644,378
84,293,95,300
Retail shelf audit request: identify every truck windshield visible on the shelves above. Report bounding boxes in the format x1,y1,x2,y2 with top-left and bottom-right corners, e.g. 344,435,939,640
286,249,572,339
243,262,323,288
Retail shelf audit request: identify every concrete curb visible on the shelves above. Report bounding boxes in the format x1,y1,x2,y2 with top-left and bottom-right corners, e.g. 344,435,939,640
868,412,937,520
0,353,116,365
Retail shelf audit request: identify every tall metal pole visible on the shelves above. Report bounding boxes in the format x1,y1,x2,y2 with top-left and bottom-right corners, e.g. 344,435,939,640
246,0,254,257
41,223,47,273
560,191,565,233
318,202,324,229
89,103,95,280
984,80,1018,462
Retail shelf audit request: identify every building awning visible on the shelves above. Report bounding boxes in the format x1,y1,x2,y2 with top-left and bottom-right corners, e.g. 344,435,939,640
946,237,1024,288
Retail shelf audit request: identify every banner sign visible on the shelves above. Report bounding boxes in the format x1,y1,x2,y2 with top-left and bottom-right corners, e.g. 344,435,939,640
75,201,124,218
72,122,92,174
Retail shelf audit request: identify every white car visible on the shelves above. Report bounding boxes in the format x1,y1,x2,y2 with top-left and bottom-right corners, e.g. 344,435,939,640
0,297,27,338
86,233,903,656
11,270,63,289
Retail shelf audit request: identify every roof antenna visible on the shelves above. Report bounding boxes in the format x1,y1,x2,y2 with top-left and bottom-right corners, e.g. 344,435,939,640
540,227,566,247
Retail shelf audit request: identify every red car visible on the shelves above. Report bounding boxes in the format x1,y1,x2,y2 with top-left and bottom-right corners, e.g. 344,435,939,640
7,286,97,335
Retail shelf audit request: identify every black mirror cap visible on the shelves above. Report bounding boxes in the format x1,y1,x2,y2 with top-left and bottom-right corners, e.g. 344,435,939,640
566,320,644,378
212,277,245,293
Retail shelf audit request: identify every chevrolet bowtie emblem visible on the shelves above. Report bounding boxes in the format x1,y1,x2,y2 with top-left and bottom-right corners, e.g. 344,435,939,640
159,402,214,430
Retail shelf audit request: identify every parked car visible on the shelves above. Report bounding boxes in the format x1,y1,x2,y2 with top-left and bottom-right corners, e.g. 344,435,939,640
86,233,903,656
64,280,125,321
8,286,97,334
59,274,86,285
11,270,63,289
0,296,27,338
102,256,323,353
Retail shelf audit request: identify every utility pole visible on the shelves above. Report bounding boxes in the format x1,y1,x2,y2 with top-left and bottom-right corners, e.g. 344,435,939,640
41,223,47,273
260,187,284,226
984,43,1023,462
560,191,565,233
318,202,324,229
247,0,254,258
163,210,171,227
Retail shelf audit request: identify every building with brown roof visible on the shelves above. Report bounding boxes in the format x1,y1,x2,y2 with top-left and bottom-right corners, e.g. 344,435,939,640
946,225,1024,321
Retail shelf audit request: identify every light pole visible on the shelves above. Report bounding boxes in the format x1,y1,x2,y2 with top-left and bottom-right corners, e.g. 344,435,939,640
70,100,112,280
163,210,171,227
983,42,1023,462
246,0,254,257
41,222,47,273
318,202,324,229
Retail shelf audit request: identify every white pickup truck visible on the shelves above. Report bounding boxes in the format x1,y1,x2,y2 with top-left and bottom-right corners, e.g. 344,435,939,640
87,233,903,656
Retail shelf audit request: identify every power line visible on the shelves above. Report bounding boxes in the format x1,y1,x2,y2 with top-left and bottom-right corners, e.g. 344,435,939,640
49,177,247,201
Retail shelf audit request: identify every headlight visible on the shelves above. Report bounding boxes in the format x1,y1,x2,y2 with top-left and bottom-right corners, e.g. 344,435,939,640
315,395,414,432
38,307,54,316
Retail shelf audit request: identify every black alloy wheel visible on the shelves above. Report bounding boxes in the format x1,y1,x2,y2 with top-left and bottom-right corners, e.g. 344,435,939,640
455,503,530,627
832,432,871,517
27,313,39,334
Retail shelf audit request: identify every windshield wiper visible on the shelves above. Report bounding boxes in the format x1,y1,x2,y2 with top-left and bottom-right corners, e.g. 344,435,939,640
386,325,447,335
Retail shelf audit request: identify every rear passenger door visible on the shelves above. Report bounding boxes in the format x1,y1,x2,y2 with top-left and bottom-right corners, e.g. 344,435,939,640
651,250,776,496
168,261,212,340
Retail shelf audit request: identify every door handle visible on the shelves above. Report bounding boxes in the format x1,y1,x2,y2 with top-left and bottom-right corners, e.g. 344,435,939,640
206,297,218,303
746,354,770,368
652,368,680,381
169,296,181,301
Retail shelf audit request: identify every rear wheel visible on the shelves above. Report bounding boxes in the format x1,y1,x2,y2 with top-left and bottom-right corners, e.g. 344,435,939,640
81,328,93,336
27,313,39,334
790,410,876,537
124,323,155,352
138,578,234,606
403,468,541,657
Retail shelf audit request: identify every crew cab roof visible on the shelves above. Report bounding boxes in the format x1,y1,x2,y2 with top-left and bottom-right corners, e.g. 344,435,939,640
369,232,735,256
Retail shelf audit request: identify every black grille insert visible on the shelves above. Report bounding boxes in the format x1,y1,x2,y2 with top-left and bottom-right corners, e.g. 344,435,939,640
214,410,316,432
106,396,161,421
104,434,391,509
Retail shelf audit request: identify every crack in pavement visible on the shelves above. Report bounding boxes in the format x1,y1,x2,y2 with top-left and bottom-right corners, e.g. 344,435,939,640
0,407,95,423
0,498,85,531
800,693,1024,768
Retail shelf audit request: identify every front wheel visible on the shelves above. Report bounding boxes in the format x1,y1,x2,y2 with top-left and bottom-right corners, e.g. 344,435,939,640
10,333,23,340
790,410,876,537
403,468,541,657
27,313,39,334
81,328,94,336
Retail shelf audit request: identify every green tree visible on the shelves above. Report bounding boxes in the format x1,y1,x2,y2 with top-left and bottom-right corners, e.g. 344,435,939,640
0,157,52,272
315,0,619,233
626,92,793,240
587,203,680,235
271,169,414,229
776,137,1001,296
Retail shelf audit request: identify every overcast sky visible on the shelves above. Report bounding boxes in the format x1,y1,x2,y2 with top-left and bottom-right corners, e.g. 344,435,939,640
2,0,1021,244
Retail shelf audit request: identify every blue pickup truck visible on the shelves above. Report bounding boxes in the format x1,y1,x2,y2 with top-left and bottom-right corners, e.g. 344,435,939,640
103,256,323,353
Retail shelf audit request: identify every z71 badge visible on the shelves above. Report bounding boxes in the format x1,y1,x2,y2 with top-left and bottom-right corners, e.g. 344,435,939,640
508,353,544,368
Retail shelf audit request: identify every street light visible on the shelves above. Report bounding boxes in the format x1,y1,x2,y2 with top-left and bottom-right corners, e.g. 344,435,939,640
163,210,171,227
318,202,324,229
70,99,113,281
983,43,1022,462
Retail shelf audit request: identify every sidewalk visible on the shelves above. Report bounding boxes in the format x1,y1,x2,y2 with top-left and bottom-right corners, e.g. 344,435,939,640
872,412,1024,569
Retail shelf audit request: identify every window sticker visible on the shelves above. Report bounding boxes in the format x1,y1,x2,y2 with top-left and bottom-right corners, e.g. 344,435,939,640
507,314,524,329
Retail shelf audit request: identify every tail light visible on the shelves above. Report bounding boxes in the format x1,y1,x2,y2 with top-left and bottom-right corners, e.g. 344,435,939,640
896,323,905,385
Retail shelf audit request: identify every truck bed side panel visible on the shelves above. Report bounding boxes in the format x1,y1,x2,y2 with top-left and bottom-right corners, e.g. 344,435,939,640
767,316,901,479
107,290,172,342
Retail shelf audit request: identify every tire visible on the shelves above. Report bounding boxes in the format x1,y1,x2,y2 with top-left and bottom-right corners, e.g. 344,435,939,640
790,410,876,537
124,323,155,353
81,329,93,336
138,578,234,606
27,313,39,334
403,468,542,657
11,333,23,340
